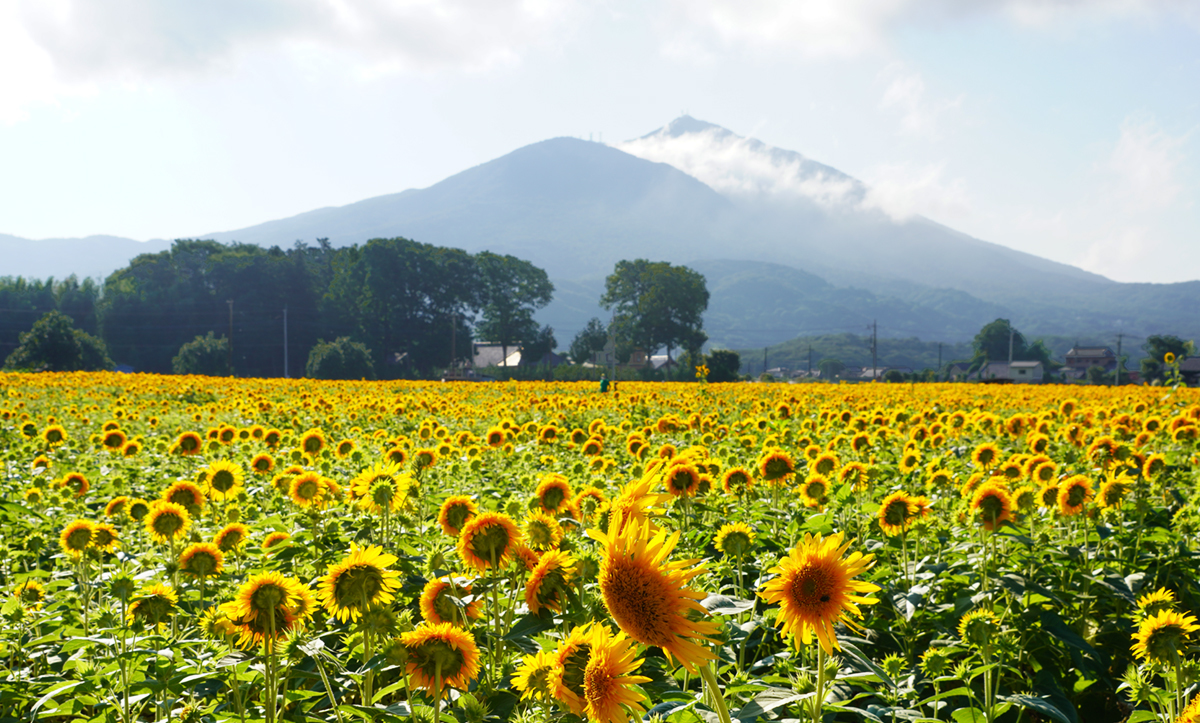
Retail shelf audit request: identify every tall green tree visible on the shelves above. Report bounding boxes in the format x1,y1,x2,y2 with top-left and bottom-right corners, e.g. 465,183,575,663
172,333,231,377
569,318,609,364
600,260,709,362
705,349,741,382
1140,334,1194,382
4,310,113,372
474,252,554,367
970,318,1053,374
324,237,481,377
0,277,57,362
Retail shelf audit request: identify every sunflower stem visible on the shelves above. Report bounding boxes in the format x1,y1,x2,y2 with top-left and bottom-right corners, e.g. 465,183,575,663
266,605,277,723
361,589,375,705
812,645,828,723
700,662,732,723
433,658,443,723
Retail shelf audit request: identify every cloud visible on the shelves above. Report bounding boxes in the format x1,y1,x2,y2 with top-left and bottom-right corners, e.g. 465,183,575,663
16,0,582,83
877,64,961,137
617,126,863,207
1104,116,1188,213
1078,226,1160,279
657,0,1199,60
860,162,971,221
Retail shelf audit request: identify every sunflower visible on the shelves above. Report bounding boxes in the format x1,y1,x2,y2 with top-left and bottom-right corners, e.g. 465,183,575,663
1057,475,1093,517
536,475,573,514
59,472,89,498
524,511,564,552
121,440,141,457
526,550,577,615
758,448,796,483
289,471,328,508
420,577,482,627
877,492,919,536
1132,610,1200,664
128,499,151,521
898,450,921,474
589,516,719,672
458,512,523,571
603,478,670,536
972,443,1001,469
59,519,95,557
145,502,191,544
334,438,356,458
317,543,402,623
104,496,128,517
351,462,410,514
170,431,203,456
413,447,439,470
14,580,46,607
759,531,880,655
839,462,871,492
583,626,652,723
552,623,598,715
101,429,126,451
127,583,178,627
958,609,999,649
438,496,478,537
1038,483,1061,509
1031,460,1058,485
214,522,250,552
262,531,291,552
720,467,754,497
92,523,120,552
206,460,245,500
384,446,408,466
1179,694,1200,723
1098,474,1133,511
1012,485,1038,514
971,483,1013,531
1137,588,1177,619
714,522,755,559
222,571,312,649
574,487,607,524
799,475,830,509
163,480,206,511
42,424,68,447
179,542,225,577
299,428,326,456
664,462,700,497
513,650,557,702
1143,454,1167,479
401,623,481,699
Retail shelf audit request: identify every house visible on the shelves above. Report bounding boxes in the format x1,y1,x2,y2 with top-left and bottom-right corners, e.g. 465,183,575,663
946,362,973,381
1065,346,1117,372
1008,361,1044,383
1179,357,1200,385
473,343,566,369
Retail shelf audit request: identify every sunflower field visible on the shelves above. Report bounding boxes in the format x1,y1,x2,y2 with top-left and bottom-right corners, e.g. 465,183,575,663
4,371,1200,723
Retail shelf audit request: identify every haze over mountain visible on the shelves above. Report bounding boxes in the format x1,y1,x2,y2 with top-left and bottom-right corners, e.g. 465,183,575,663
3,117,1197,352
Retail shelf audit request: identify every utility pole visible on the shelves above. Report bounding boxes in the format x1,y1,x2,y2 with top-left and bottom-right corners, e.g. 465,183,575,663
226,300,234,377
808,345,812,377
283,306,289,379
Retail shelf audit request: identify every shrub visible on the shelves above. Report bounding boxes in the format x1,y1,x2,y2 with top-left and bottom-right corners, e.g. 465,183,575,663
3,310,113,372
306,337,376,380
172,333,231,376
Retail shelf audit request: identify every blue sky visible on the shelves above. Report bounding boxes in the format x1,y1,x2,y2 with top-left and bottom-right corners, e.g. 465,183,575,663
0,0,1196,283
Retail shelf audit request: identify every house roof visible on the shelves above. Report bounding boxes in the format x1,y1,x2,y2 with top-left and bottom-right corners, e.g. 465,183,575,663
1010,361,1043,368
1178,357,1200,372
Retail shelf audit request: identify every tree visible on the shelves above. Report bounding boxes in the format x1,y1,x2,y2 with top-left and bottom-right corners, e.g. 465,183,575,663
600,260,709,361
3,311,113,372
970,319,1053,374
883,369,906,383
475,252,554,367
1141,335,1194,383
569,318,609,364
172,333,231,376
521,325,557,367
818,358,846,379
706,349,741,382
306,337,376,380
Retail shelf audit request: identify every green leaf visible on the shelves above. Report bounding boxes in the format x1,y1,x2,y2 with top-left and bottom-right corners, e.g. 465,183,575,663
701,594,755,615
733,686,806,721
950,707,988,723
999,694,1073,723
840,640,897,689
30,680,85,719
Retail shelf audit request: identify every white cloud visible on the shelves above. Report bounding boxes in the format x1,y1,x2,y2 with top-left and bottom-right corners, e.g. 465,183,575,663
657,0,1199,60
1078,226,1160,278
860,162,971,221
14,0,582,84
617,126,863,207
1104,116,1188,213
877,64,961,137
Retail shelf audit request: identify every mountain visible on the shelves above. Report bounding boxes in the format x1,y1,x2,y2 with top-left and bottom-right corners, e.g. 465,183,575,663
0,234,171,281
3,117,1198,352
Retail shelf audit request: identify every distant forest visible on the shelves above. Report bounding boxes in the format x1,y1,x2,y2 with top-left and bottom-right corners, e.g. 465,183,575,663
0,238,553,378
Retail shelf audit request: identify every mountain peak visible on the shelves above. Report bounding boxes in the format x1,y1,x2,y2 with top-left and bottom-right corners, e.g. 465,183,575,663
640,115,734,140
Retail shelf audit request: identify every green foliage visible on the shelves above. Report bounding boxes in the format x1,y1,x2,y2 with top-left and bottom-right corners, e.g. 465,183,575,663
705,349,740,382
305,337,377,380
600,259,708,357
568,318,609,364
171,332,230,377
520,325,557,366
2,310,112,372
972,318,1054,366
475,252,554,366
741,334,972,375
1140,335,1196,383
0,275,98,364
818,358,846,379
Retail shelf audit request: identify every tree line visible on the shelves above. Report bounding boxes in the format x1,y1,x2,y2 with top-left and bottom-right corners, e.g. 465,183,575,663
1,238,553,379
